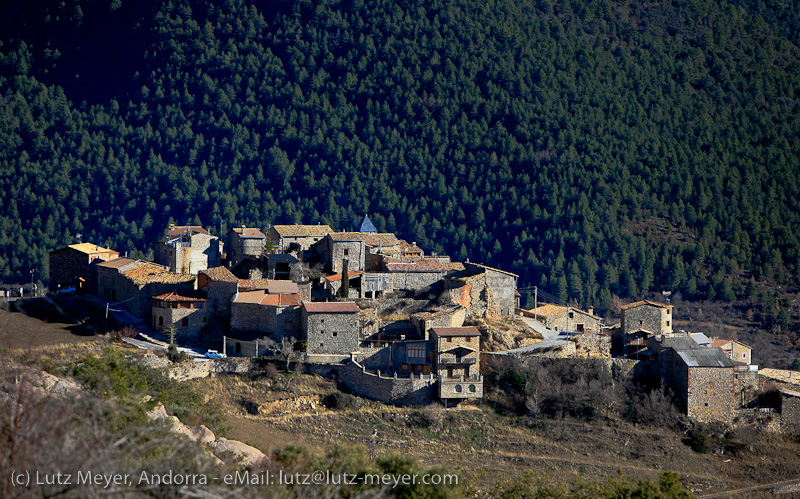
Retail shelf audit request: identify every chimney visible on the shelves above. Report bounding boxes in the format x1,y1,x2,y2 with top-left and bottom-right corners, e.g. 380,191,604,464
241,224,246,230
588,306,594,316
169,223,174,230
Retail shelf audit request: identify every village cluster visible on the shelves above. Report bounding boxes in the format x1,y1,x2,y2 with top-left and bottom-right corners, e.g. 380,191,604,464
47,218,800,428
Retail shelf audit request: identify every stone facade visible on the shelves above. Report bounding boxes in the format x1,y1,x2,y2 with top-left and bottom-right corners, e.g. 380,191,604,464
49,243,119,290
225,335,271,357
314,235,367,273
230,290,300,338
227,227,266,266
712,339,752,365
96,258,140,301
339,360,437,406
431,327,482,399
781,390,800,434
151,291,208,339
301,302,361,355
443,262,517,318
525,304,601,333
267,225,333,253
411,306,467,339
621,300,674,337
154,231,222,274
572,332,611,358
469,263,518,316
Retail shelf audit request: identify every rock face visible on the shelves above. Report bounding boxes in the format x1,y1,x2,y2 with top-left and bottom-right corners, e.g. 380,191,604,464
209,438,267,466
145,402,265,466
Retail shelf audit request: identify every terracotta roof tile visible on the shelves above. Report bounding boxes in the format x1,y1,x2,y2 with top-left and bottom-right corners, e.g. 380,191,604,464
385,260,445,272
230,227,266,238
96,257,139,269
620,300,673,310
324,271,364,282
329,232,400,247
121,262,194,286
302,302,360,313
166,226,209,237
267,280,300,294
234,290,300,306
272,225,333,237
153,290,207,302
199,266,239,283
431,326,481,337
59,243,119,255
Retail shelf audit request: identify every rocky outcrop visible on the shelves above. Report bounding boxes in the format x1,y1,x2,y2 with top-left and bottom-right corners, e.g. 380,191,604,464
209,438,267,466
146,402,267,466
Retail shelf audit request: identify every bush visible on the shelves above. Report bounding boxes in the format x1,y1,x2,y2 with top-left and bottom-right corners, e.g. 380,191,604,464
166,343,189,363
685,429,710,453
322,392,360,410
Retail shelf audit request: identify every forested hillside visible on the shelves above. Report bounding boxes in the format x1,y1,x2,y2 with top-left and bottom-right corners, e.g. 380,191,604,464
1,0,799,309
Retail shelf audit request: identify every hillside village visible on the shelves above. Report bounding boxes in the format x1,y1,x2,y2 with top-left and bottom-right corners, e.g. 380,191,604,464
47,218,800,431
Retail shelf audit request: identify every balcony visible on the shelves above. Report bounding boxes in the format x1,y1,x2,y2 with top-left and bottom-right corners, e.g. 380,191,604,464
437,356,477,365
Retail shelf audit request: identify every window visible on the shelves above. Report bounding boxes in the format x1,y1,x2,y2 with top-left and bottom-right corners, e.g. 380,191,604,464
577,324,584,332
466,337,471,342
447,336,452,342
469,384,476,393
455,384,463,393
742,353,747,359
181,317,189,327
408,346,425,359
333,332,337,337
236,342,241,354
666,321,670,326
639,320,643,325
343,248,349,256
568,312,574,319
203,317,207,323
158,317,163,326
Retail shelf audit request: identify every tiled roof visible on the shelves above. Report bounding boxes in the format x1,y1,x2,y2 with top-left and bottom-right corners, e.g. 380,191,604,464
385,260,445,273
62,243,119,255
324,271,364,282
272,225,333,237
620,300,673,310
153,290,207,302
399,240,423,254
96,257,138,269
431,326,481,337
238,278,270,291
302,302,360,313
527,304,568,318
329,232,400,247
267,280,300,294
121,262,194,286
199,266,239,283
711,339,731,349
234,290,300,306
230,227,266,238
467,262,519,278
166,226,209,237
442,262,465,272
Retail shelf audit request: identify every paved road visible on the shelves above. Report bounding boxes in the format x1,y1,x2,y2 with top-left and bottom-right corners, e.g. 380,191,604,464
490,316,571,355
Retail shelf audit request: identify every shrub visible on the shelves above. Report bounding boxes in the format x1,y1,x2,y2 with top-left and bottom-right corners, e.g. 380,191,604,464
322,392,360,410
685,429,710,453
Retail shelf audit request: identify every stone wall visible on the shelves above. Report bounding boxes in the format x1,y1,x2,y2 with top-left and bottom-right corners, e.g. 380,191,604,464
166,358,256,382
206,281,238,319
572,333,611,358
479,267,517,316
303,309,360,355
622,304,672,336
152,306,207,339
781,394,800,434
390,271,444,292
338,360,437,406
687,367,737,424
411,307,466,339
355,346,391,369
439,377,483,399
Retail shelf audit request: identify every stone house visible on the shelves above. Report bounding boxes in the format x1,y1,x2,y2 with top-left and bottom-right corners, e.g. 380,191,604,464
399,240,424,258
617,300,674,357
96,257,142,301
267,224,333,253
312,232,402,273
384,259,446,292
443,262,518,318
430,327,483,401
525,304,601,333
301,301,361,358
779,389,800,434
711,339,752,365
151,290,208,339
226,226,266,267
115,261,196,318
48,243,119,291
411,306,467,339
225,332,273,357
323,271,363,299
154,225,222,274
230,289,300,338
264,253,302,281
394,340,435,375
650,334,741,423
198,266,240,320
